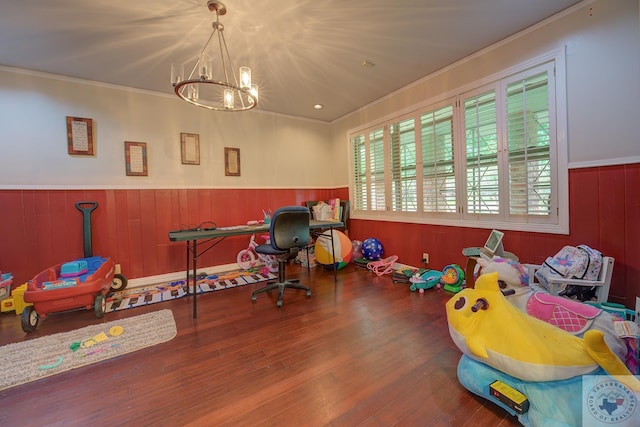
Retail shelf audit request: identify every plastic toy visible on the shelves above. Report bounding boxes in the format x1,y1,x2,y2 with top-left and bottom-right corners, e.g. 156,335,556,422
0,282,33,315
476,257,629,363
0,272,13,302
351,240,363,259
21,256,116,333
361,237,383,260
409,269,441,293
315,229,352,270
367,255,398,276
236,234,278,273
441,264,465,293
446,272,640,426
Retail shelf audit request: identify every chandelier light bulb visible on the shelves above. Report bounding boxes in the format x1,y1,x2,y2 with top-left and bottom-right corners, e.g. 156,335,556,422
188,85,199,101
240,66,251,89
199,55,213,80
171,64,184,86
224,89,234,109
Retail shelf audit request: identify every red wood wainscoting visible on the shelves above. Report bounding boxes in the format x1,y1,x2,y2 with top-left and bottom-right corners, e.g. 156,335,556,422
0,188,348,287
348,163,640,307
1,163,638,307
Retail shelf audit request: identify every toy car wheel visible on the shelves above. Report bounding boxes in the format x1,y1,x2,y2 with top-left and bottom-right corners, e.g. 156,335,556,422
237,249,256,270
21,306,39,333
110,273,128,292
94,294,106,318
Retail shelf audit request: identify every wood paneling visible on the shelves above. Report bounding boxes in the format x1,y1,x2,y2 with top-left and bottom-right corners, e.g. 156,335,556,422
0,163,638,307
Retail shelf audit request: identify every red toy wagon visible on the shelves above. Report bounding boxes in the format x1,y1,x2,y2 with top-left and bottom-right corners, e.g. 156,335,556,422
21,256,116,333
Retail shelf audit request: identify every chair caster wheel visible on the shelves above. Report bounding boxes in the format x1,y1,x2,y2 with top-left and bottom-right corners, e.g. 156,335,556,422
277,300,283,308
306,291,312,298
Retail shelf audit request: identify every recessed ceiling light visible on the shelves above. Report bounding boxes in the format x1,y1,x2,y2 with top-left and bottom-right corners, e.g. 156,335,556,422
313,104,324,110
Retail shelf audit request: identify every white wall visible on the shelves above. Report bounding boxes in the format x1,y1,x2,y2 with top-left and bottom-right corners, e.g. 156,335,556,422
0,69,333,189
1,0,638,191
330,0,640,180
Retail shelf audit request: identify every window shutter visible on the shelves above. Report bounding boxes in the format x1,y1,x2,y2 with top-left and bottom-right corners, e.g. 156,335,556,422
351,134,367,211
369,128,386,211
389,118,417,212
506,70,552,216
464,90,499,215
421,105,456,213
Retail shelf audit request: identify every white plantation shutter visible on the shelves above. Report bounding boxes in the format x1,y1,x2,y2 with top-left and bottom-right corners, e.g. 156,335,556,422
464,90,499,215
421,105,456,213
348,53,565,233
389,118,417,212
351,134,367,210
505,67,553,217
369,128,386,211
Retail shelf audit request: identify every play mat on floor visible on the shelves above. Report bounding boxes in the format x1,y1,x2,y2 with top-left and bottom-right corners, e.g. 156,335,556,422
105,269,276,312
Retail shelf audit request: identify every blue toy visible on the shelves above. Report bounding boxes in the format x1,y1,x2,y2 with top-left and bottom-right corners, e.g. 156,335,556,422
409,270,441,293
361,237,383,260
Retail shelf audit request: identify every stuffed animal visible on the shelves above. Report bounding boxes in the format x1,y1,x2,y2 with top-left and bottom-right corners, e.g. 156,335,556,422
476,256,529,287
446,272,640,392
477,257,628,363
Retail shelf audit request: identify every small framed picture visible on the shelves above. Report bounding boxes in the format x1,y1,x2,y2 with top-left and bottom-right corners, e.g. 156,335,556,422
224,147,241,176
66,116,95,156
180,133,200,165
124,141,148,176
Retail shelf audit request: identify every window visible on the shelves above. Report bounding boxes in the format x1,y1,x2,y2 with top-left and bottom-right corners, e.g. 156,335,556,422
349,53,567,233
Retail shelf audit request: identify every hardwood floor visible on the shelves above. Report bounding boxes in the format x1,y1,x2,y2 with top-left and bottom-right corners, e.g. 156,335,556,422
0,264,520,427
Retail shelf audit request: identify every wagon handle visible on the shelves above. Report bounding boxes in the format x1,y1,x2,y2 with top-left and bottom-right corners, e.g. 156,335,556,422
76,201,98,258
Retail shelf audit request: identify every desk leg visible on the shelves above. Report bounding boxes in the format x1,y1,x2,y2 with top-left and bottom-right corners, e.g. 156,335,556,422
330,228,337,282
192,239,198,318
465,257,477,289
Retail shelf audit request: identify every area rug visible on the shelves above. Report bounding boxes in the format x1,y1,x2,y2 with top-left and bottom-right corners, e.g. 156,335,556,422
106,269,276,313
0,309,176,391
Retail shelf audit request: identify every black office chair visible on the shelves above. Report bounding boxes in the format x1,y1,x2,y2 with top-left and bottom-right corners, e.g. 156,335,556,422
251,206,312,307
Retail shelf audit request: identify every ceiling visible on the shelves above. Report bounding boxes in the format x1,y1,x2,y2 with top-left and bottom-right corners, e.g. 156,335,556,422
0,0,584,122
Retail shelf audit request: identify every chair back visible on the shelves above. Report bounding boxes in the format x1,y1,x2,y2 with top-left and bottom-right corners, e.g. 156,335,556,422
270,206,310,251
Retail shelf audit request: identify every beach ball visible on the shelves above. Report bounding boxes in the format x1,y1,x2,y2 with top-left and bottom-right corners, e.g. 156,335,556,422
315,230,353,270
361,237,383,260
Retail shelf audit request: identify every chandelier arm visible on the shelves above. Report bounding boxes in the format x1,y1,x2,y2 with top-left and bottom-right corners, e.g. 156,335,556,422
216,30,230,85
219,31,249,108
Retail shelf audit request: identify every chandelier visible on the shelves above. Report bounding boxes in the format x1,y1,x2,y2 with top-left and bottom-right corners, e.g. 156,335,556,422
171,1,258,111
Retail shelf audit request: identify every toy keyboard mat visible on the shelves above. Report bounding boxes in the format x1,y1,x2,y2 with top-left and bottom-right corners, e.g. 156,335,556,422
106,269,276,312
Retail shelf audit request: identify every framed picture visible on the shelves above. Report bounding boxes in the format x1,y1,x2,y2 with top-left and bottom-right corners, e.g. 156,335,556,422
124,141,148,176
224,147,241,176
66,116,95,156
180,133,200,165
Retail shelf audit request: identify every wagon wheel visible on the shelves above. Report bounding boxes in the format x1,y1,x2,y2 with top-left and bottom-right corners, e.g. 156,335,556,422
110,274,128,292
21,306,39,333
94,294,106,318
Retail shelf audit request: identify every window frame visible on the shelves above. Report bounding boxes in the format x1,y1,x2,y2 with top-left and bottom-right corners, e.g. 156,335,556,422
347,49,569,234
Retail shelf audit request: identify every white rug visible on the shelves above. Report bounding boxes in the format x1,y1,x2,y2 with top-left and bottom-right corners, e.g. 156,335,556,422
0,309,177,391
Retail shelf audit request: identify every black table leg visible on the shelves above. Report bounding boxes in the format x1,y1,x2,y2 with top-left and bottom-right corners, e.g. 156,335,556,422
192,239,198,318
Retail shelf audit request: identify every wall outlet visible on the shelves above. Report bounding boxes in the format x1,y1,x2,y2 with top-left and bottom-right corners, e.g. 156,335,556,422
115,263,121,275
422,253,429,264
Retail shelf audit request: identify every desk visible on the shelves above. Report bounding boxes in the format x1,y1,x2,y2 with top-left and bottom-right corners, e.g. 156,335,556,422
169,219,344,318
